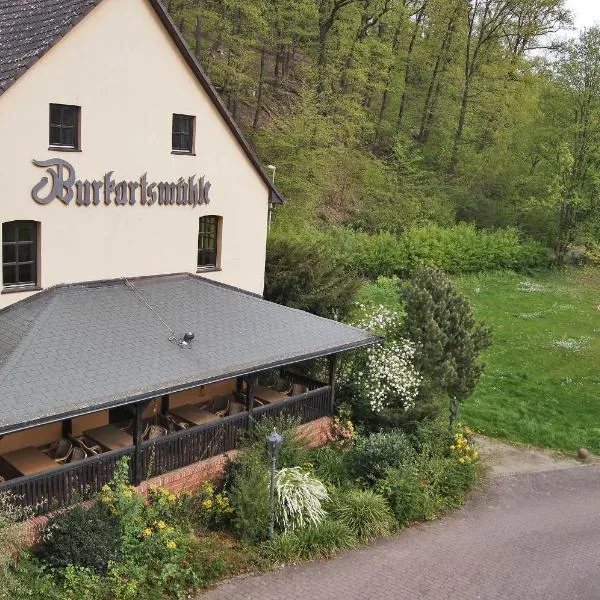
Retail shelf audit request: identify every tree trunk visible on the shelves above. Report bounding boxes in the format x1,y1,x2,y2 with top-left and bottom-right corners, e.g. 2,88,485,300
253,45,267,130
396,2,426,131
450,75,471,174
375,19,403,140
418,4,459,143
194,12,202,62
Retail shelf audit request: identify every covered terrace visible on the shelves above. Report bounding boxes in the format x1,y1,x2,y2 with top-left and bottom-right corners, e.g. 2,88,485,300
0,274,378,514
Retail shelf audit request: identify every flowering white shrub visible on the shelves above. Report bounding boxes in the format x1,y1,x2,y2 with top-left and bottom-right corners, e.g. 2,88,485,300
275,467,329,532
341,305,421,414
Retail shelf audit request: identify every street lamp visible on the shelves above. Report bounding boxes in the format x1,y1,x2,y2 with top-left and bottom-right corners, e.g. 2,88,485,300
267,165,277,232
266,429,283,540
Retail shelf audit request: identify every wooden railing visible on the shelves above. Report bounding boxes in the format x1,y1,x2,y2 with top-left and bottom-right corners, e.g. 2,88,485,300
253,385,332,425
0,384,332,515
0,446,134,515
282,369,327,392
140,411,249,479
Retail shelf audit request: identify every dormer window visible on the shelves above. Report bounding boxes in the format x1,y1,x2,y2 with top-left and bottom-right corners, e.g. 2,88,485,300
49,104,80,150
172,114,195,154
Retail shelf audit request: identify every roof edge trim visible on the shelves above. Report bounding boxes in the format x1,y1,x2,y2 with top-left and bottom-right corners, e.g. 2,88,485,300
0,335,382,437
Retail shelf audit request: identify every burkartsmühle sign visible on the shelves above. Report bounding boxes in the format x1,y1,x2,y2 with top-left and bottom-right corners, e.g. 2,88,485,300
31,158,212,207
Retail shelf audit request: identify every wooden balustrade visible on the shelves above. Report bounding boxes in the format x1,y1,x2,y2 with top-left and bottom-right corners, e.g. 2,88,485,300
253,386,332,424
140,411,249,479
0,446,134,515
0,384,332,515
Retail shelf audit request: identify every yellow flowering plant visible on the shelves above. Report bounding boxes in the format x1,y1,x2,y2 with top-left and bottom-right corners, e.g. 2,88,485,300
144,486,189,530
449,424,479,465
191,480,235,530
326,404,357,448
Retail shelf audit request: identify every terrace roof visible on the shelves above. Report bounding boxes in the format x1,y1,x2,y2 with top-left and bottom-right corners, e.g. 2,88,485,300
0,274,379,435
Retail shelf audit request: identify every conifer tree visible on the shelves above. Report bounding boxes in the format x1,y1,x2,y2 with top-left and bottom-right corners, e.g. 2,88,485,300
403,266,491,426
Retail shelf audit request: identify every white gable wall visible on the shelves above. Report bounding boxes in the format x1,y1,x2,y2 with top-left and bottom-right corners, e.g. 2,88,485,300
0,0,270,308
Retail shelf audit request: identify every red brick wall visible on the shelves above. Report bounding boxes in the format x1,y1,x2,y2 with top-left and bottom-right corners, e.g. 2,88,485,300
24,417,332,545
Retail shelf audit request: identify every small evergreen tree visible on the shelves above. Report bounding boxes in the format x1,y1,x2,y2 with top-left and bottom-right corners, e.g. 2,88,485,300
403,266,491,427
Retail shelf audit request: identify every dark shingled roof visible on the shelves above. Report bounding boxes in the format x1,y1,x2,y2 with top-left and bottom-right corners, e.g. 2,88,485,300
0,0,100,95
0,0,284,204
0,274,379,435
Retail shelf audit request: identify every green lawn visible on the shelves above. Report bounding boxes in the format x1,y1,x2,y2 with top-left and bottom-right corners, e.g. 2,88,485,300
357,268,600,454
455,268,600,454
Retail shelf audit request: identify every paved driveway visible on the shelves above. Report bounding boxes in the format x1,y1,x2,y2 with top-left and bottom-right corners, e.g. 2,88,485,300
200,465,600,600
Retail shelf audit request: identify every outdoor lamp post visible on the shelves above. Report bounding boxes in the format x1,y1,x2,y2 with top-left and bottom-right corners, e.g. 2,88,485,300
266,429,283,540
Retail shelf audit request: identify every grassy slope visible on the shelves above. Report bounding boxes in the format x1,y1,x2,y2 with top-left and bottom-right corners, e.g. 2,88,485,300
454,268,600,454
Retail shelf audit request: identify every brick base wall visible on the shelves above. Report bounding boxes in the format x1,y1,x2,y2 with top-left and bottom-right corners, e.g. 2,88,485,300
24,417,332,546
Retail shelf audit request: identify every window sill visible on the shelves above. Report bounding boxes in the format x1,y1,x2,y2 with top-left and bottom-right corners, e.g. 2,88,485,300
171,150,196,156
196,267,221,274
2,285,42,295
48,146,81,152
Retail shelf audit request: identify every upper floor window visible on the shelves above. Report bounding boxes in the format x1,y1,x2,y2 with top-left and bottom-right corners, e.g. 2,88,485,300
172,114,195,154
198,216,220,270
2,221,39,288
49,104,80,150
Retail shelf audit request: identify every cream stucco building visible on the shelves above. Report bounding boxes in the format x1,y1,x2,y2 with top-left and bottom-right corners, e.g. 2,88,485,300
0,0,377,511
0,0,282,308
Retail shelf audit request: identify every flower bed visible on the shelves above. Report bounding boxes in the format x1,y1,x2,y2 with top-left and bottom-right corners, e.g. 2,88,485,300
1,416,481,599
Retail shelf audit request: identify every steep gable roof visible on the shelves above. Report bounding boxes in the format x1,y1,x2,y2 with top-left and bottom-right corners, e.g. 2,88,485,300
0,0,283,204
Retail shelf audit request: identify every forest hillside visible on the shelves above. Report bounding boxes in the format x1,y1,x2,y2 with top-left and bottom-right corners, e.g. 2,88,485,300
167,0,599,266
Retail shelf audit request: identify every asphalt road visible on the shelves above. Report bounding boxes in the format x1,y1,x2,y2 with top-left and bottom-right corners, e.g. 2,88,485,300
199,465,600,600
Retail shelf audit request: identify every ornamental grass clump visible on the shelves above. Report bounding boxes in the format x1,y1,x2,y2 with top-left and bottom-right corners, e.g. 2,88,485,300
275,467,329,532
330,489,394,542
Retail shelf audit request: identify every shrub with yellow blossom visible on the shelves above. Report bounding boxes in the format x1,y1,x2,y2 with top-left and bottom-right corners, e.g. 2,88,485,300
326,404,356,448
449,425,479,465
191,481,235,530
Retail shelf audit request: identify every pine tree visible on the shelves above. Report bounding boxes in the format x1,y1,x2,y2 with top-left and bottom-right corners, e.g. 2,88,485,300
403,266,491,426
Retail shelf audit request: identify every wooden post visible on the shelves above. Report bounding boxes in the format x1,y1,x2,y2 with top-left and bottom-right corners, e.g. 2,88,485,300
130,400,151,485
160,394,170,416
236,377,243,396
62,419,72,439
246,375,257,430
328,355,339,415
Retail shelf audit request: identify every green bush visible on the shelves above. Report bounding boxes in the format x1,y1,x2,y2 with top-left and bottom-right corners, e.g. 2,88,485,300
226,451,270,543
410,419,456,458
344,430,416,485
375,468,442,525
276,224,548,282
264,233,358,319
0,491,31,587
423,456,479,510
3,552,62,600
330,489,394,541
266,519,357,562
308,445,353,488
37,502,122,574
400,224,547,276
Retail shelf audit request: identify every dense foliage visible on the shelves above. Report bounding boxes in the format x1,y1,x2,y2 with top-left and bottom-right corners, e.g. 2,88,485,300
166,1,600,258
404,266,492,424
38,503,121,574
